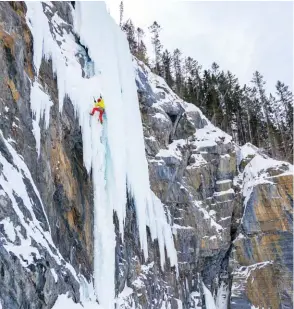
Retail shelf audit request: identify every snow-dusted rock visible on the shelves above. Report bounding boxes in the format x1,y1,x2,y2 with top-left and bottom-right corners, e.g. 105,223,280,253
230,150,293,309
136,50,293,309
0,2,292,309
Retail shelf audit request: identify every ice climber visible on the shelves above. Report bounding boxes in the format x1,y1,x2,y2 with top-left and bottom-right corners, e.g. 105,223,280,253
90,95,105,124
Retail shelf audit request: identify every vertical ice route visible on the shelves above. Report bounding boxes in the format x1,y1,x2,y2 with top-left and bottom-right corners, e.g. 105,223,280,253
25,2,178,309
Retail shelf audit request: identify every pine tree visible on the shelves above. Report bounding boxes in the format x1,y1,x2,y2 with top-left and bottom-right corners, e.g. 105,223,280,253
240,85,254,144
225,71,239,136
136,27,144,52
211,62,220,82
182,57,194,102
182,57,202,104
251,71,275,155
275,81,293,160
236,87,249,145
250,87,263,147
122,19,137,54
137,40,148,65
201,69,223,127
135,27,148,64
173,48,183,95
267,94,288,159
276,81,293,128
192,59,203,103
184,57,193,80
119,1,124,28
162,49,173,87
148,21,163,75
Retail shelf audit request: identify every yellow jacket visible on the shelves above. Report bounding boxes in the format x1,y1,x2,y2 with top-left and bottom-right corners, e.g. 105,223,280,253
95,98,105,109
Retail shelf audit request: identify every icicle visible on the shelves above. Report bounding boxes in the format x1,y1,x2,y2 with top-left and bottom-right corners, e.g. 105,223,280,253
30,82,53,156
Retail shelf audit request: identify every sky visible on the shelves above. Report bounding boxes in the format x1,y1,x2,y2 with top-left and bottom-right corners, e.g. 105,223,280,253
105,1,293,95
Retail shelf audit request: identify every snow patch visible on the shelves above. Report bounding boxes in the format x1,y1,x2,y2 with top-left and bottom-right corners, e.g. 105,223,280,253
52,293,101,309
215,281,229,309
176,299,183,309
213,188,235,196
195,123,231,149
0,218,16,242
242,154,293,211
189,291,202,309
30,82,53,156
156,139,186,161
216,179,232,184
153,112,168,122
193,201,223,232
172,224,194,236
51,268,58,283
240,143,259,160
202,283,216,309
187,153,207,169
233,261,273,280
115,283,134,309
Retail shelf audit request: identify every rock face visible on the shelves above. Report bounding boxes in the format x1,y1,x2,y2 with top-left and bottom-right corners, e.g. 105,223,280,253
135,60,237,308
0,2,93,308
0,2,292,309
229,153,293,309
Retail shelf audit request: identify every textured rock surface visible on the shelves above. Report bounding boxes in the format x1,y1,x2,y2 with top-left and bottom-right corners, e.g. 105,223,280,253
0,2,292,309
230,157,293,309
0,2,93,308
135,60,238,308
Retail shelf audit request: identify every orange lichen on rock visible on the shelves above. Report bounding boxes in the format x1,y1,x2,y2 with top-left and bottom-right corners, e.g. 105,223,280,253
6,78,20,102
9,1,27,16
0,26,16,55
254,175,293,233
0,11,34,81
50,140,93,257
233,172,293,308
51,142,76,202
246,264,281,309
22,23,34,80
